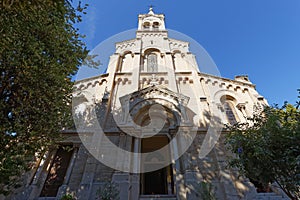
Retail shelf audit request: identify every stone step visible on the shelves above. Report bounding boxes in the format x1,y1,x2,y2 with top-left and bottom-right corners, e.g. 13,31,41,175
139,198,177,200
256,192,289,200
37,198,56,200
139,195,177,200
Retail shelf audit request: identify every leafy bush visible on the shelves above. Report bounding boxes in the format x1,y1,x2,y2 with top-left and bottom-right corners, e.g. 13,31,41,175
226,92,300,200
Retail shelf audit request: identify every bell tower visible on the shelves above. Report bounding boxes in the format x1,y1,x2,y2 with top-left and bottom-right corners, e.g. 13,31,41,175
137,7,166,32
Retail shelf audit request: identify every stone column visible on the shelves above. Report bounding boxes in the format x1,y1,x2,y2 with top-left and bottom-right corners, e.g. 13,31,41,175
132,53,141,90
112,172,130,200
165,53,178,92
132,137,140,173
128,136,141,200
77,156,98,200
175,128,194,200
28,150,57,200
237,103,247,122
129,174,140,200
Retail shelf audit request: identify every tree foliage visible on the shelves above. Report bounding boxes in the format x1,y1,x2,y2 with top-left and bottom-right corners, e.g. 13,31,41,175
226,92,300,200
0,0,88,194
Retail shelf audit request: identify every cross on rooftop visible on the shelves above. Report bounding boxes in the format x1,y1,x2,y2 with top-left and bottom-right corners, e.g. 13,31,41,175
148,5,155,14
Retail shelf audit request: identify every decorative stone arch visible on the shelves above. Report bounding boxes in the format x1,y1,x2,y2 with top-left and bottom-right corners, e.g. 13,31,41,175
143,48,161,56
234,86,242,92
172,49,182,54
78,84,85,90
213,89,239,104
129,98,181,130
220,94,238,105
118,51,134,72
99,79,107,86
120,50,134,57
119,85,190,126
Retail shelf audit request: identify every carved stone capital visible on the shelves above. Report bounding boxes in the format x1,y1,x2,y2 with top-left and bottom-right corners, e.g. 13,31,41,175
236,103,246,110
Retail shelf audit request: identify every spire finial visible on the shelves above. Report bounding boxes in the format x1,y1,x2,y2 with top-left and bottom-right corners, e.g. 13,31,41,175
148,5,155,15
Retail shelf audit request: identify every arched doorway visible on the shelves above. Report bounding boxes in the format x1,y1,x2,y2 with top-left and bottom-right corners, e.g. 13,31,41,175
132,103,177,196
140,136,174,195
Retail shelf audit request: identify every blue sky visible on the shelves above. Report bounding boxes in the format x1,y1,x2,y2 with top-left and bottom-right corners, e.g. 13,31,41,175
74,0,300,105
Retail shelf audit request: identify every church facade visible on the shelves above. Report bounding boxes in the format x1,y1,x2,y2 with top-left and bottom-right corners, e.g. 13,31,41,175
9,9,290,200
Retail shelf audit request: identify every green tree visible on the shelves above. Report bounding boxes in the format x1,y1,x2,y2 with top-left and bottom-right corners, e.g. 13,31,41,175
0,0,88,194
226,92,300,200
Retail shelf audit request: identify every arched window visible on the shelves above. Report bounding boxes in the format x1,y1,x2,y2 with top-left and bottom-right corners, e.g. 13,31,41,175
223,101,237,125
147,53,158,72
153,21,160,30
143,21,150,29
